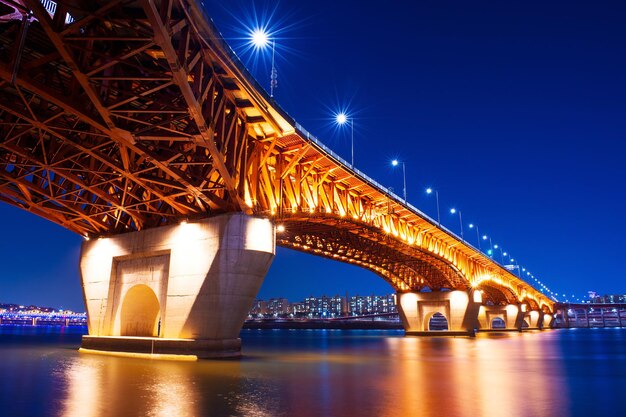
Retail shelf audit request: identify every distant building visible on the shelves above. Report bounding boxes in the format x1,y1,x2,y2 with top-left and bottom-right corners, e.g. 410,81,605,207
266,298,290,316
304,295,344,317
247,293,398,318
249,300,267,316
291,302,307,316
348,294,397,315
591,294,626,304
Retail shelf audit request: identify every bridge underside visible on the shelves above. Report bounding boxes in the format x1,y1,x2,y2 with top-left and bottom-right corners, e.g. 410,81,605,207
276,218,469,292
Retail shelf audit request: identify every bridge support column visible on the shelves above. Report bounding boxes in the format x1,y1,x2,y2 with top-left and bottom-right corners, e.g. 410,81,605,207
397,290,481,336
79,213,275,359
524,310,544,330
477,304,524,331
542,312,553,328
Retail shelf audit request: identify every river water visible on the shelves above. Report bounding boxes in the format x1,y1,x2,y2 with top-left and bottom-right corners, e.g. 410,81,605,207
0,326,625,417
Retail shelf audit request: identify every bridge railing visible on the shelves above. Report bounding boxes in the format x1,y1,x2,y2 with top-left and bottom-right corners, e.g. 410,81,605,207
294,122,522,275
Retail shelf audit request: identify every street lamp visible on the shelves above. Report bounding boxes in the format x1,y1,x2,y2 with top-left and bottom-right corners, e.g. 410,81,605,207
450,208,464,241
336,112,355,167
426,188,440,226
493,244,505,262
468,223,481,250
482,234,494,257
250,28,278,98
391,159,406,203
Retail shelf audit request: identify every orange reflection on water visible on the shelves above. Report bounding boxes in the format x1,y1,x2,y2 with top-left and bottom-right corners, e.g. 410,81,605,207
60,354,199,417
55,331,569,417
384,331,568,417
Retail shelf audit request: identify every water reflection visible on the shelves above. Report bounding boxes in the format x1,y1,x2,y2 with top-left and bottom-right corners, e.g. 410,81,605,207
384,332,568,417
11,327,626,417
60,354,200,417
58,351,279,417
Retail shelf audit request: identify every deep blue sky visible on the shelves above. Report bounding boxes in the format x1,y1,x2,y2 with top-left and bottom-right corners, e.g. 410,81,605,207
1,0,625,311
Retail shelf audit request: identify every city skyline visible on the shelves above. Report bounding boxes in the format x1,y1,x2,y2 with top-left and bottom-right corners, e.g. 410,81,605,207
1,0,625,311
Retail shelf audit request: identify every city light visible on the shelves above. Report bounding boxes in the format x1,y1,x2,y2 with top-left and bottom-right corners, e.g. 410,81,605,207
336,113,347,125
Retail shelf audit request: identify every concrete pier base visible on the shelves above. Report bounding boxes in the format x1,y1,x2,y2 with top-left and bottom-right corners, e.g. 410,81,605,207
523,310,545,330
477,304,524,332
80,336,241,359
79,213,275,359
397,290,482,336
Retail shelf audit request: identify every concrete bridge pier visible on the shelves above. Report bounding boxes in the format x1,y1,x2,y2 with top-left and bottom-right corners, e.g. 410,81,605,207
477,303,525,331
397,290,482,336
523,310,546,330
79,213,275,359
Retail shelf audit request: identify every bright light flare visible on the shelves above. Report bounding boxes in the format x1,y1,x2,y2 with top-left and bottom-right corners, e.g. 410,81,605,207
250,28,270,49
335,112,348,125
391,159,399,167
450,208,457,214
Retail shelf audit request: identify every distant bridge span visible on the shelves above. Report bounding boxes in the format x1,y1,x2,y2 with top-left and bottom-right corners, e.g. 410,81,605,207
0,0,552,358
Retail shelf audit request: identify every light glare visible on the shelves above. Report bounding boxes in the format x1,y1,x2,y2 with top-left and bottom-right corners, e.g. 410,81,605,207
251,28,269,48
335,113,347,125
391,159,399,166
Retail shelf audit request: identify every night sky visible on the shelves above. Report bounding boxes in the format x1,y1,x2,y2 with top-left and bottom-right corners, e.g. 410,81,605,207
1,0,625,311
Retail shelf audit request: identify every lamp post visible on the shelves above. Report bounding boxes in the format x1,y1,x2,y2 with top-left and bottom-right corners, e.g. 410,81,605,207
493,244,505,263
468,223,481,250
450,208,464,241
510,258,522,278
391,160,406,203
270,40,277,97
482,234,494,257
336,113,355,167
250,28,278,98
426,188,440,226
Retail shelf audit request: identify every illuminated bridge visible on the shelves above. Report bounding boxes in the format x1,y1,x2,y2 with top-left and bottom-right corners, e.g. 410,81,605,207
0,0,553,358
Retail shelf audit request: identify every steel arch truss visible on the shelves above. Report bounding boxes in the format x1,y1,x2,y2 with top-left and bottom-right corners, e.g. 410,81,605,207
0,0,278,235
476,283,520,306
278,220,470,292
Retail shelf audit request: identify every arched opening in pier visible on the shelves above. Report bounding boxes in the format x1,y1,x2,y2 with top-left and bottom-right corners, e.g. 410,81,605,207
120,285,160,337
427,312,449,331
522,320,529,328
491,317,506,329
